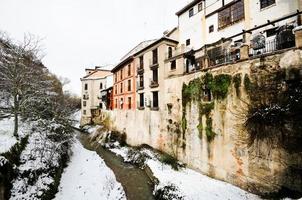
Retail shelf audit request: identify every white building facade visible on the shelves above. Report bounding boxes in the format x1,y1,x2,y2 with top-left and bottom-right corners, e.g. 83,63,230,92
80,68,112,125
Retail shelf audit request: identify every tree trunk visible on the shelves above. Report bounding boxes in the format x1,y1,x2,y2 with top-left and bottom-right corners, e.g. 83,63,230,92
13,95,19,138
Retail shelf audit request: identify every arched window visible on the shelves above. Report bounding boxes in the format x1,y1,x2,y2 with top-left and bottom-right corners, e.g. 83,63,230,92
100,83,103,89
168,47,172,58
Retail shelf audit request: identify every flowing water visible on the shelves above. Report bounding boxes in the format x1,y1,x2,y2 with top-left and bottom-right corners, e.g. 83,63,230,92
78,133,155,200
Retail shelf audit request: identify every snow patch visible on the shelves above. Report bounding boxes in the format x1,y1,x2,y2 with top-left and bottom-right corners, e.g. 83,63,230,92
54,140,126,200
109,145,260,200
0,118,17,153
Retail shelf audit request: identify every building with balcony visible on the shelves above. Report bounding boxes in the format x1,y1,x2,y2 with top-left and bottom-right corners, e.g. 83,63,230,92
80,67,112,125
111,40,157,111
133,36,178,111
112,57,137,110
165,0,302,76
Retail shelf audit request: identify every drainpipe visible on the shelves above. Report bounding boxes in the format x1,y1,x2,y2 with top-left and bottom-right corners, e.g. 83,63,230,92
299,0,302,25
243,0,252,44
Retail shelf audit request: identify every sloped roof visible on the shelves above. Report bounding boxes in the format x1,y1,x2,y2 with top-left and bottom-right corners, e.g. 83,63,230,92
176,0,203,16
120,39,157,61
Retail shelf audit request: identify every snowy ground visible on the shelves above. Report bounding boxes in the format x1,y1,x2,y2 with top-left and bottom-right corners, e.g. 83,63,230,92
0,118,17,153
54,140,126,200
110,145,261,200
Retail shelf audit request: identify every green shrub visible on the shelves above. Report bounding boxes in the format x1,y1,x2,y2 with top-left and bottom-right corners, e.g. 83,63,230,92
159,154,181,171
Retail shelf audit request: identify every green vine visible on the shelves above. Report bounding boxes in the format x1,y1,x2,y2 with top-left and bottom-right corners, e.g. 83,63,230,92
181,73,230,142
244,74,252,92
233,73,242,97
205,117,215,141
211,74,232,100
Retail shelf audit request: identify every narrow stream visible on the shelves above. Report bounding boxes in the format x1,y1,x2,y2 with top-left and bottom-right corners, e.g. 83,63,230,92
78,133,155,200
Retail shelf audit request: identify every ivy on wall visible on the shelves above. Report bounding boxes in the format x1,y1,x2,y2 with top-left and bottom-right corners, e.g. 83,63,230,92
181,72,233,142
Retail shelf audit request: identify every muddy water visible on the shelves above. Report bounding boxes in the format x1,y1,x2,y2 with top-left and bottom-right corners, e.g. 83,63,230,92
78,133,155,200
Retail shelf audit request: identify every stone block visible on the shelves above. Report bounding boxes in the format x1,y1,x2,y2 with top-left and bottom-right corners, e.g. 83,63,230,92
240,45,249,60
294,27,302,48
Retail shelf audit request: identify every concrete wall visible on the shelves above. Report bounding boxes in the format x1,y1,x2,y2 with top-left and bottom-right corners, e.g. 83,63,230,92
104,48,302,195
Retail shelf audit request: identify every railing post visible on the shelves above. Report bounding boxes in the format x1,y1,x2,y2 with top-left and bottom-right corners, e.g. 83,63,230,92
240,44,249,60
294,26,302,48
204,57,209,68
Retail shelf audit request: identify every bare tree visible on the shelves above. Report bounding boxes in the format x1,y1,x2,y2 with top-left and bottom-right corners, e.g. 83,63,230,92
0,33,49,137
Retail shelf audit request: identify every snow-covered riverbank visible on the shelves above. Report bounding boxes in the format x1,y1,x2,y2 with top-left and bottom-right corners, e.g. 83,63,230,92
110,145,260,200
54,140,126,200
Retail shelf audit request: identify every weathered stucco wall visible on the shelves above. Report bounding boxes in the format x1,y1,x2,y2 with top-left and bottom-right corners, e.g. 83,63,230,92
104,49,302,196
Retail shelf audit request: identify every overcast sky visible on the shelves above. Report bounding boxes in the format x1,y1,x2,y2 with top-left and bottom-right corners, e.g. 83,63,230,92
0,0,189,95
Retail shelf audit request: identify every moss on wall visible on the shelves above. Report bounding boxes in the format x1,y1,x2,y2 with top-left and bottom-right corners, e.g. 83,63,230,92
233,73,242,97
181,72,232,142
211,74,232,100
244,74,252,92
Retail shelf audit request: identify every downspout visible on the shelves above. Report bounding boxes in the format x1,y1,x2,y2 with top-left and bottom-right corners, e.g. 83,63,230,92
298,0,302,25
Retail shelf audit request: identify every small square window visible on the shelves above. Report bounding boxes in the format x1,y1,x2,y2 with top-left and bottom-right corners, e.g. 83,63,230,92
189,8,194,17
260,0,275,9
83,110,86,115
198,3,203,12
209,25,214,33
186,39,190,46
83,101,86,107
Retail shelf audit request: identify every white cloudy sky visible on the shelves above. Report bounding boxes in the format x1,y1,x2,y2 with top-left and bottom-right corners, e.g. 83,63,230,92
0,0,189,95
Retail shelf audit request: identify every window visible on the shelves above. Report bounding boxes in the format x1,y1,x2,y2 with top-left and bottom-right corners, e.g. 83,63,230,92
209,25,214,33
99,103,103,109
260,0,275,9
198,2,203,12
218,0,244,29
100,83,103,90
139,75,144,88
152,68,158,83
189,8,194,17
128,64,131,76
139,93,144,108
152,48,158,64
203,89,212,102
120,83,123,93
152,91,159,109
139,56,144,68
168,47,173,58
115,85,117,94
83,101,86,107
186,39,190,46
170,60,176,70
128,79,131,91
266,27,278,37
120,69,123,80
83,110,86,115
128,97,131,109
115,74,117,83
120,98,123,109
84,83,88,90
115,99,118,108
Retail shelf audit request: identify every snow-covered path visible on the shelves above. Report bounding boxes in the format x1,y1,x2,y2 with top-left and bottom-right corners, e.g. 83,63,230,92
54,140,126,200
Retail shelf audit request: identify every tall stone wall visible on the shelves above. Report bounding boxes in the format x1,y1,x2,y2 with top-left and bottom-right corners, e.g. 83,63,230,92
104,49,302,196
